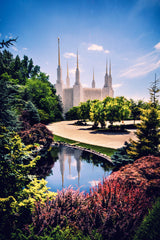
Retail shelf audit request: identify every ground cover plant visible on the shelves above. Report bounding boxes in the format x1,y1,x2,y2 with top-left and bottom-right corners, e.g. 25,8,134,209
13,155,160,240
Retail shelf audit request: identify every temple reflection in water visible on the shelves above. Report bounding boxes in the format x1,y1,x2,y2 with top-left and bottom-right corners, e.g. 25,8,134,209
59,146,82,188
46,145,113,192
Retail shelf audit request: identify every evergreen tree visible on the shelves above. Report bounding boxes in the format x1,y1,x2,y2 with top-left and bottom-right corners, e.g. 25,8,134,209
149,73,160,108
128,75,160,159
0,73,19,130
128,107,160,159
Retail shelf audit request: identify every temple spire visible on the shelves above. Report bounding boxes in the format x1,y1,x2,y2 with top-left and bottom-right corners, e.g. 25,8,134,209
75,49,80,85
109,59,111,76
106,59,108,75
58,37,60,66
77,49,79,69
67,62,69,77
92,68,95,88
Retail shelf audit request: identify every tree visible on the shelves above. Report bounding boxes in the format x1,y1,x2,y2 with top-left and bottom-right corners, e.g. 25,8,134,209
128,107,160,159
149,73,160,108
97,101,106,128
128,75,160,159
0,73,19,130
78,100,91,123
90,100,101,128
65,106,80,120
105,98,130,126
25,76,63,123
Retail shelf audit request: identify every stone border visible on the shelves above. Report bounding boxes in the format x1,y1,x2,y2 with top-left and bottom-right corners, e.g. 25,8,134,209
51,141,113,164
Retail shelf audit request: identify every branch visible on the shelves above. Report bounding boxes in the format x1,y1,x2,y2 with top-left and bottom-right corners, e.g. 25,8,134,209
0,37,18,49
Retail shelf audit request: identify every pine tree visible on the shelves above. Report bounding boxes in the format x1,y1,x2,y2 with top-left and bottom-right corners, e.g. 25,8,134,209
149,74,160,108
128,107,160,159
128,75,160,159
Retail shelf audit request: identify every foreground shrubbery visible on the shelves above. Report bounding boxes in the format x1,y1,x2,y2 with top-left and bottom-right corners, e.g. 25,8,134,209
19,123,53,148
12,155,160,240
133,197,160,240
111,141,134,169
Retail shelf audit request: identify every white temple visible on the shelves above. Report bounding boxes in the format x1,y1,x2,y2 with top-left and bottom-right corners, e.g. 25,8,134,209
55,38,114,113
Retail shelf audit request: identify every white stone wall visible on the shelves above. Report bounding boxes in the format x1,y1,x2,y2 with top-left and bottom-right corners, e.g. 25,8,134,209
55,82,63,102
63,88,73,113
73,84,83,106
83,88,102,102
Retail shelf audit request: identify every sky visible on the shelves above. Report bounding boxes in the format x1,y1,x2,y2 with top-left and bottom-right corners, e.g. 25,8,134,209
1,0,160,101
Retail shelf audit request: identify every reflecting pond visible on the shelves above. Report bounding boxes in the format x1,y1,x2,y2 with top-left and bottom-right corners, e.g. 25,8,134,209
36,145,113,192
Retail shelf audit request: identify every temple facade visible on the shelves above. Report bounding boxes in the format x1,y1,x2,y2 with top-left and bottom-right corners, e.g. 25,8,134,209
55,38,114,113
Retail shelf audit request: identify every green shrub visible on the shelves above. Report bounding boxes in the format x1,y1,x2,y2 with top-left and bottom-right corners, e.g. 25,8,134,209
111,141,134,169
11,225,102,240
20,101,40,127
133,198,160,240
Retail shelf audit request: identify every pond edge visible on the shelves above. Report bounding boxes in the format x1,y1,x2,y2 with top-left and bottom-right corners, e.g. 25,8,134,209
51,141,113,165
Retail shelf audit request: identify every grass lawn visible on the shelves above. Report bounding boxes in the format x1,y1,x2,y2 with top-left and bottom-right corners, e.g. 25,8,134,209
54,134,116,157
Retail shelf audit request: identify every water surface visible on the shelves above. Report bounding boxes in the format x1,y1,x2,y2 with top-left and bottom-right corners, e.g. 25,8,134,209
44,145,113,192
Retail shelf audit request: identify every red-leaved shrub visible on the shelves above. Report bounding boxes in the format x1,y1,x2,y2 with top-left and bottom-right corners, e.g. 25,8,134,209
19,123,53,148
24,155,160,240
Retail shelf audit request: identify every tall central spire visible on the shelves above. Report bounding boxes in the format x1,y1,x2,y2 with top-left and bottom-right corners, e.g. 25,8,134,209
75,49,80,85
56,37,62,84
58,37,61,66
77,50,79,69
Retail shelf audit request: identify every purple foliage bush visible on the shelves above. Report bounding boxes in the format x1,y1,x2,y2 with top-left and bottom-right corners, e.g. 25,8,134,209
19,123,53,148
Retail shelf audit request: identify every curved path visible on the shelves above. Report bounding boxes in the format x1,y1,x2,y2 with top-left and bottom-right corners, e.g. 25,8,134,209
47,120,138,149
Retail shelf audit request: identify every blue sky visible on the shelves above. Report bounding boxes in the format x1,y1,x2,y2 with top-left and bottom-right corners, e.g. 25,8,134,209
1,0,160,100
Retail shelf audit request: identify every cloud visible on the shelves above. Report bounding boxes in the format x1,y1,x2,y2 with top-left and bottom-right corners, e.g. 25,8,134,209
69,68,76,76
71,160,77,167
23,47,28,51
154,42,160,51
120,47,160,79
5,33,13,39
88,44,110,55
67,175,78,180
64,52,76,58
89,180,101,187
12,46,18,52
113,83,123,89
88,44,104,51
104,49,110,54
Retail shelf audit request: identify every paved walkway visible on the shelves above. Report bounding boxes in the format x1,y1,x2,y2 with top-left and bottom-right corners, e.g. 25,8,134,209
47,120,138,149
